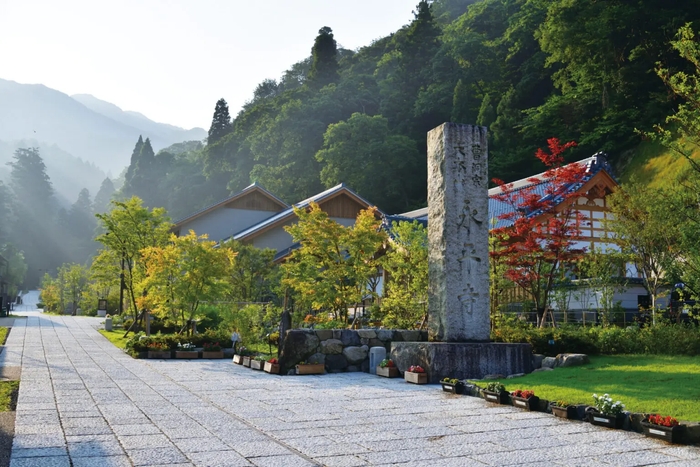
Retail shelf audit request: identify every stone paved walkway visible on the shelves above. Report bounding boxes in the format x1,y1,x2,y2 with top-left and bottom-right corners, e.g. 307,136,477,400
2,314,700,467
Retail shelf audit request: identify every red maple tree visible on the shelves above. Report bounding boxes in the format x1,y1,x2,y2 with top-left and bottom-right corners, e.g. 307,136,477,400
491,138,587,327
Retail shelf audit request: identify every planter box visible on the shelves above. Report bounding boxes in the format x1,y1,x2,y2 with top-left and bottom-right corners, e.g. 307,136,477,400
641,420,685,444
232,354,244,364
587,411,623,429
441,382,464,394
296,363,325,375
176,351,199,359
404,371,428,384
511,395,539,411
551,405,578,419
483,389,509,404
202,351,224,359
250,360,265,370
264,362,280,374
147,350,172,359
376,366,399,378
242,356,252,367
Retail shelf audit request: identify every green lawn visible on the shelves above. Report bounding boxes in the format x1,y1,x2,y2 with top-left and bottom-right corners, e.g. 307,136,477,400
0,381,19,412
0,327,7,345
472,355,700,421
98,329,129,349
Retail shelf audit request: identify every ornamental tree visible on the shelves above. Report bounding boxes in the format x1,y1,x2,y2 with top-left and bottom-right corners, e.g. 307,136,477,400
282,202,386,324
491,138,587,327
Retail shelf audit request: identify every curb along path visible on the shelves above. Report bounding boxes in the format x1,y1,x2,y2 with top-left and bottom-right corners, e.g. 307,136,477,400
7,314,700,467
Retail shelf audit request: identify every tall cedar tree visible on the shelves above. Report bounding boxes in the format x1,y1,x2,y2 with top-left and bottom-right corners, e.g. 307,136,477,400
308,27,339,88
490,138,586,327
208,98,232,145
93,178,116,215
123,135,144,191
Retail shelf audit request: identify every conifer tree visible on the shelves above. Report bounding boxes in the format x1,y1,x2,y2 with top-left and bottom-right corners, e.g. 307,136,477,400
93,178,116,215
207,98,232,145
123,135,144,190
308,26,339,88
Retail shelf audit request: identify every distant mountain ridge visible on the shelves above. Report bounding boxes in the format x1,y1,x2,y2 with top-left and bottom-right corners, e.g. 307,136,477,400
0,79,206,174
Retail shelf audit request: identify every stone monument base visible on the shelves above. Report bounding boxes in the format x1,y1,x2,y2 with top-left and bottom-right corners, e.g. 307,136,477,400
391,342,532,383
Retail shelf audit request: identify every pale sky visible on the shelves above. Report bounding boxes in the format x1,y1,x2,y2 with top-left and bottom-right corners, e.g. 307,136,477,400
0,0,416,129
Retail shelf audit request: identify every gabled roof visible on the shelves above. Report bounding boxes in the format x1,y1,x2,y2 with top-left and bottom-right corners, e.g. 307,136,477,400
172,182,288,227
228,183,382,242
395,153,616,230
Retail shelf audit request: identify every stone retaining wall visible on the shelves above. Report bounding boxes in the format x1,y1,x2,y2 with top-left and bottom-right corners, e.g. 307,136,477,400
278,329,428,375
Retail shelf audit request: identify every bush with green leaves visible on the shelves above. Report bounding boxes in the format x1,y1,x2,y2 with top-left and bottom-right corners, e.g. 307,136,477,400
592,393,625,416
485,382,506,393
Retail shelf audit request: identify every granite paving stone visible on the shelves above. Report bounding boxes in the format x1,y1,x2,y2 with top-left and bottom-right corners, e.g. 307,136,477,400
6,313,700,467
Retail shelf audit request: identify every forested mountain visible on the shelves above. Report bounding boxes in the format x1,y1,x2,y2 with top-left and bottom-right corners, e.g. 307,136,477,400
0,79,206,174
175,0,699,216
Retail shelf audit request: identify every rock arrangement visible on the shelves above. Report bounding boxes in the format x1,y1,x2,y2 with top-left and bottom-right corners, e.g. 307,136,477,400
278,329,428,374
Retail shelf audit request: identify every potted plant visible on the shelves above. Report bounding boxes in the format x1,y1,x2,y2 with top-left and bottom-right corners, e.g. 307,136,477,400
440,378,464,394
264,357,280,374
250,356,266,371
551,400,578,419
202,342,224,359
404,365,427,384
232,346,247,364
587,393,625,428
482,382,509,404
147,341,171,359
175,342,199,359
295,361,325,375
641,414,685,443
376,359,399,378
510,389,539,411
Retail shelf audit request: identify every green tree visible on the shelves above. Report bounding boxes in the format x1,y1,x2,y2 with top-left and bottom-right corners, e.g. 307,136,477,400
1,244,27,299
223,240,277,303
95,197,171,322
308,26,339,88
315,113,422,213
380,221,428,329
207,98,232,145
282,202,386,324
141,231,235,332
93,178,116,215
607,183,680,323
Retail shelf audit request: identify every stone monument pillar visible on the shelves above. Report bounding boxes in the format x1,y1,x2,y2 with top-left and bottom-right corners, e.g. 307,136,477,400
390,122,532,382
427,123,489,342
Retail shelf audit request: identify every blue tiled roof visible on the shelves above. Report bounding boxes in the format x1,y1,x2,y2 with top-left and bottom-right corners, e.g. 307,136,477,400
393,153,614,230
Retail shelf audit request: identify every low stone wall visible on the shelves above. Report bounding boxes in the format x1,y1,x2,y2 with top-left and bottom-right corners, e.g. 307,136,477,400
278,329,428,375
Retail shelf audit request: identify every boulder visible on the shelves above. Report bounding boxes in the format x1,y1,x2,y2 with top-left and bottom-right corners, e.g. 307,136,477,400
532,354,545,369
315,330,333,341
368,338,384,349
325,354,348,371
507,373,525,379
376,330,394,342
343,345,369,364
357,329,377,339
320,339,343,355
533,367,554,373
399,330,421,342
278,330,319,374
556,353,590,368
541,357,557,369
347,365,361,372
339,330,361,346
308,353,325,365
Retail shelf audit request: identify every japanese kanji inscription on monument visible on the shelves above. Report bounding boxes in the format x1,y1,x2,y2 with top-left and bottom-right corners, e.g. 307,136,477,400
427,123,490,342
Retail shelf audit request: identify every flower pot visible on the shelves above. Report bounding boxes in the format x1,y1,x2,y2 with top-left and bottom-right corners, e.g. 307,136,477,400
202,351,224,359
641,420,685,444
376,366,399,378
250,360,265,370
511,395,539,411
176,351,199,359
147,350,172,359
482,389,509,404
551,405,578,420
242,356,252,367
587,411,623,429
232,354,244,364
404,371,427,384
441,382,464,394
296,363,325,375
264,362,280,374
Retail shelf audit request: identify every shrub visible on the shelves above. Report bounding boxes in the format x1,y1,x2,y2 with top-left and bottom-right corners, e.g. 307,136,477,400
592,393,625,416
485,382,506,392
